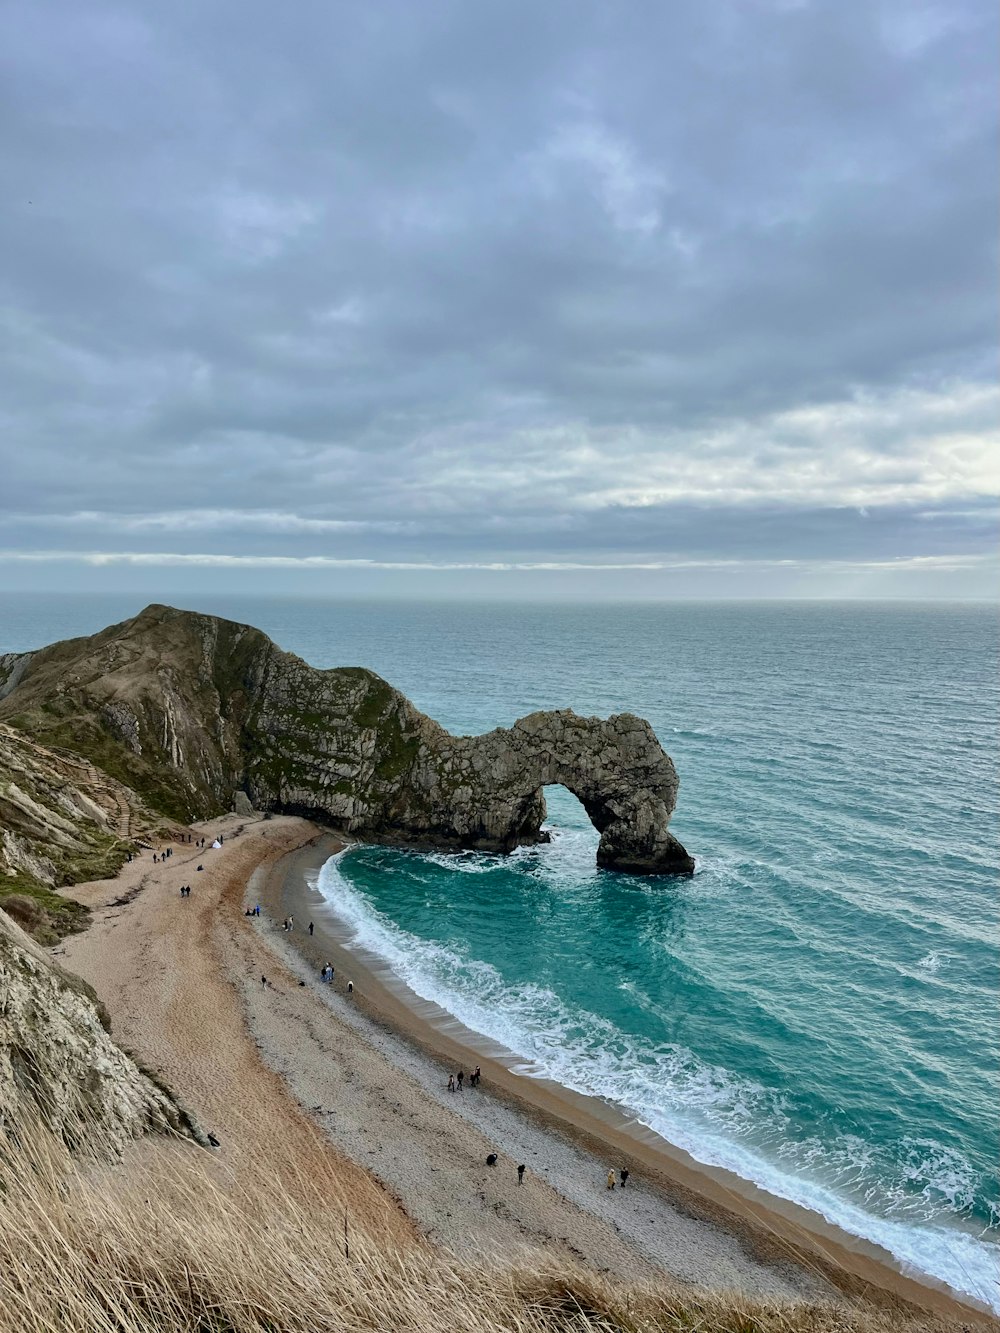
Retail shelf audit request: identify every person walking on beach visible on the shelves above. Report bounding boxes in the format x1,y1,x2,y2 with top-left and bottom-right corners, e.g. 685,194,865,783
447,1074,455,1093
473,1065,481,1086
606,1170,616,1190
517,1164,525,1185
457,1070,464,1091
619,1168,629,1188
261,975,267,987
308,921,314,936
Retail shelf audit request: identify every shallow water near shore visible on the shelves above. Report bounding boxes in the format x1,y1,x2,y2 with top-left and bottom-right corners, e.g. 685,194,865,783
3,595,998,1309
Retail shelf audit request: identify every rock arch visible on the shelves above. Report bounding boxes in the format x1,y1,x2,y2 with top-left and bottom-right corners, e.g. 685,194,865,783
394,709,695,876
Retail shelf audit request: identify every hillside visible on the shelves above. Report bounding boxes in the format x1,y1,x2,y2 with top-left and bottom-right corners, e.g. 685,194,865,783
0,723,169,942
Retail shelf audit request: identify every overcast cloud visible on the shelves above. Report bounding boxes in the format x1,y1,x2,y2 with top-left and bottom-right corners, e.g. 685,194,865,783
0,0,997,598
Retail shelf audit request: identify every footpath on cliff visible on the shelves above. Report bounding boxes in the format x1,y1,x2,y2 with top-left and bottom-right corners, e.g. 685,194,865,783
54,813,850,1302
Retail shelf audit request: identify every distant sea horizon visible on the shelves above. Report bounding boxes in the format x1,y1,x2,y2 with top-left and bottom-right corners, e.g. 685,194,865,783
2,592,997,1311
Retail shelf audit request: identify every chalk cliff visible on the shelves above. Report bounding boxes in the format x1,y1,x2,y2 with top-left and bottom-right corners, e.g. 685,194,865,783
0,905,201,1152
0,604,693,875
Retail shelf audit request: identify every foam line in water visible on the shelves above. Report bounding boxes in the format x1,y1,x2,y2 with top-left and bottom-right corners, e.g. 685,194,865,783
317,849,1000,1312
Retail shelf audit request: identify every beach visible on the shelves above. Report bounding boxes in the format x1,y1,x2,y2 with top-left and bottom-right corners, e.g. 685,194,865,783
55,814,994,1325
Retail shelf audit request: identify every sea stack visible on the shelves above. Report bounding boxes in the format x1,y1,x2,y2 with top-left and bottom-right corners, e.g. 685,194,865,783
0,605,694,876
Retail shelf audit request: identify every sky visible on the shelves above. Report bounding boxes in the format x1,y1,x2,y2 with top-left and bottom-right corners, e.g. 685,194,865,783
0,0,997,601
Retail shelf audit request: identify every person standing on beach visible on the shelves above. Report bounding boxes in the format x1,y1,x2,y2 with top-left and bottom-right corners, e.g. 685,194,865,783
517,1164,525,1185
620,1168,629,1188
308,921,314,936
261,975,267,987
457,1070,464,1091
606,1171,616,1190
447,1074,455,1092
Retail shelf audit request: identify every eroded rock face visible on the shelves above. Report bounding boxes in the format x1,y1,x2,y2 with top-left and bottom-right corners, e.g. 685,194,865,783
0,604,694,875
0,907,202,1152
0,725,168,941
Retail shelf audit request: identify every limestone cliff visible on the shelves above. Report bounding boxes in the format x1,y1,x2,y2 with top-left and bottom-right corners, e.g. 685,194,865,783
0,604,694,875
0,724,164,942
0,906,201,1152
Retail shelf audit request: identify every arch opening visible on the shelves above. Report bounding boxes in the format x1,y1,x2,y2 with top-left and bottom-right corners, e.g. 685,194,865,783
541,783,596,839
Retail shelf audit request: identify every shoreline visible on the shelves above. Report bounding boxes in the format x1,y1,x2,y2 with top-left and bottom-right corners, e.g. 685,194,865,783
260,831,995,1322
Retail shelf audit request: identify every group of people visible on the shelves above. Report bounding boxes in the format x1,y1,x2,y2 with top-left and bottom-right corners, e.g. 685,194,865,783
446,1065,482,1093
178,884,192,897
319,962,353,992
131,829,221,870
282,915,294,931
243,905,262,917
606,1168,629,1189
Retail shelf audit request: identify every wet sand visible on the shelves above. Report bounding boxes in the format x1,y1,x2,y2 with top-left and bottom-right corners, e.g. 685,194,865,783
55,817,995,1324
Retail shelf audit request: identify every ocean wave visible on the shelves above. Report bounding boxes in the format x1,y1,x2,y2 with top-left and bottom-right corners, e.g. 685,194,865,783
317,849,1000,1312
418,849,516,875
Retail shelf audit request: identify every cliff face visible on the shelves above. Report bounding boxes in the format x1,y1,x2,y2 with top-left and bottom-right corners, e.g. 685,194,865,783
0,724,168,942
0,906,200,1152
0,604,693,875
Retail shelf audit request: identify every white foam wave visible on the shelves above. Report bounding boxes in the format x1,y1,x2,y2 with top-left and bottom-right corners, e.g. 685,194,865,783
317,850,1000,1312
419,850,513,875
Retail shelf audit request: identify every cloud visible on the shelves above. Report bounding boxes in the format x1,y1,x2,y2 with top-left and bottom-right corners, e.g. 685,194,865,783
1,549,991,575
0,0,996,595
528,121,668,235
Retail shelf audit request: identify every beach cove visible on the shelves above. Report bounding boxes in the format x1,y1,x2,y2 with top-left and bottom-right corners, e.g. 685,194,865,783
53,813,995,1326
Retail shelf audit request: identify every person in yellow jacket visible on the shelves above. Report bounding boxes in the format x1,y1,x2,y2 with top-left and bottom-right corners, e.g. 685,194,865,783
606,1170,615,1190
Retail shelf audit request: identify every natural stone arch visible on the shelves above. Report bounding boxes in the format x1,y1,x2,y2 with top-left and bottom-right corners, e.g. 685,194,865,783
383,709,695,876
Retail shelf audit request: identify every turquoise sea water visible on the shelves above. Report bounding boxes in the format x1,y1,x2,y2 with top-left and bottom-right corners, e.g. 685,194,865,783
2,595,997,1309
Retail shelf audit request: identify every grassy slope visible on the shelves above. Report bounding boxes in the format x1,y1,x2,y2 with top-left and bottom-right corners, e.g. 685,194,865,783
3,1113,989,1333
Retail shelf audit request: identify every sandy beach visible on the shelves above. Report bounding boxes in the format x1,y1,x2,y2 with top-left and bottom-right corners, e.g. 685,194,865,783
55,816,994,1325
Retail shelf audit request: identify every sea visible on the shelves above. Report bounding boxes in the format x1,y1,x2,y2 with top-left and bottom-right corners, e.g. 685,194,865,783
2,593,997,1310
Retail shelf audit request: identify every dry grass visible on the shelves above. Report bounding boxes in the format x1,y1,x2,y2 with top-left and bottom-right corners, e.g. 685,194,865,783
0,1114,993,1333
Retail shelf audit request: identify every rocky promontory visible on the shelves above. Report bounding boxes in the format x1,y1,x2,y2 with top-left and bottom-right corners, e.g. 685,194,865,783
0,604,693,875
